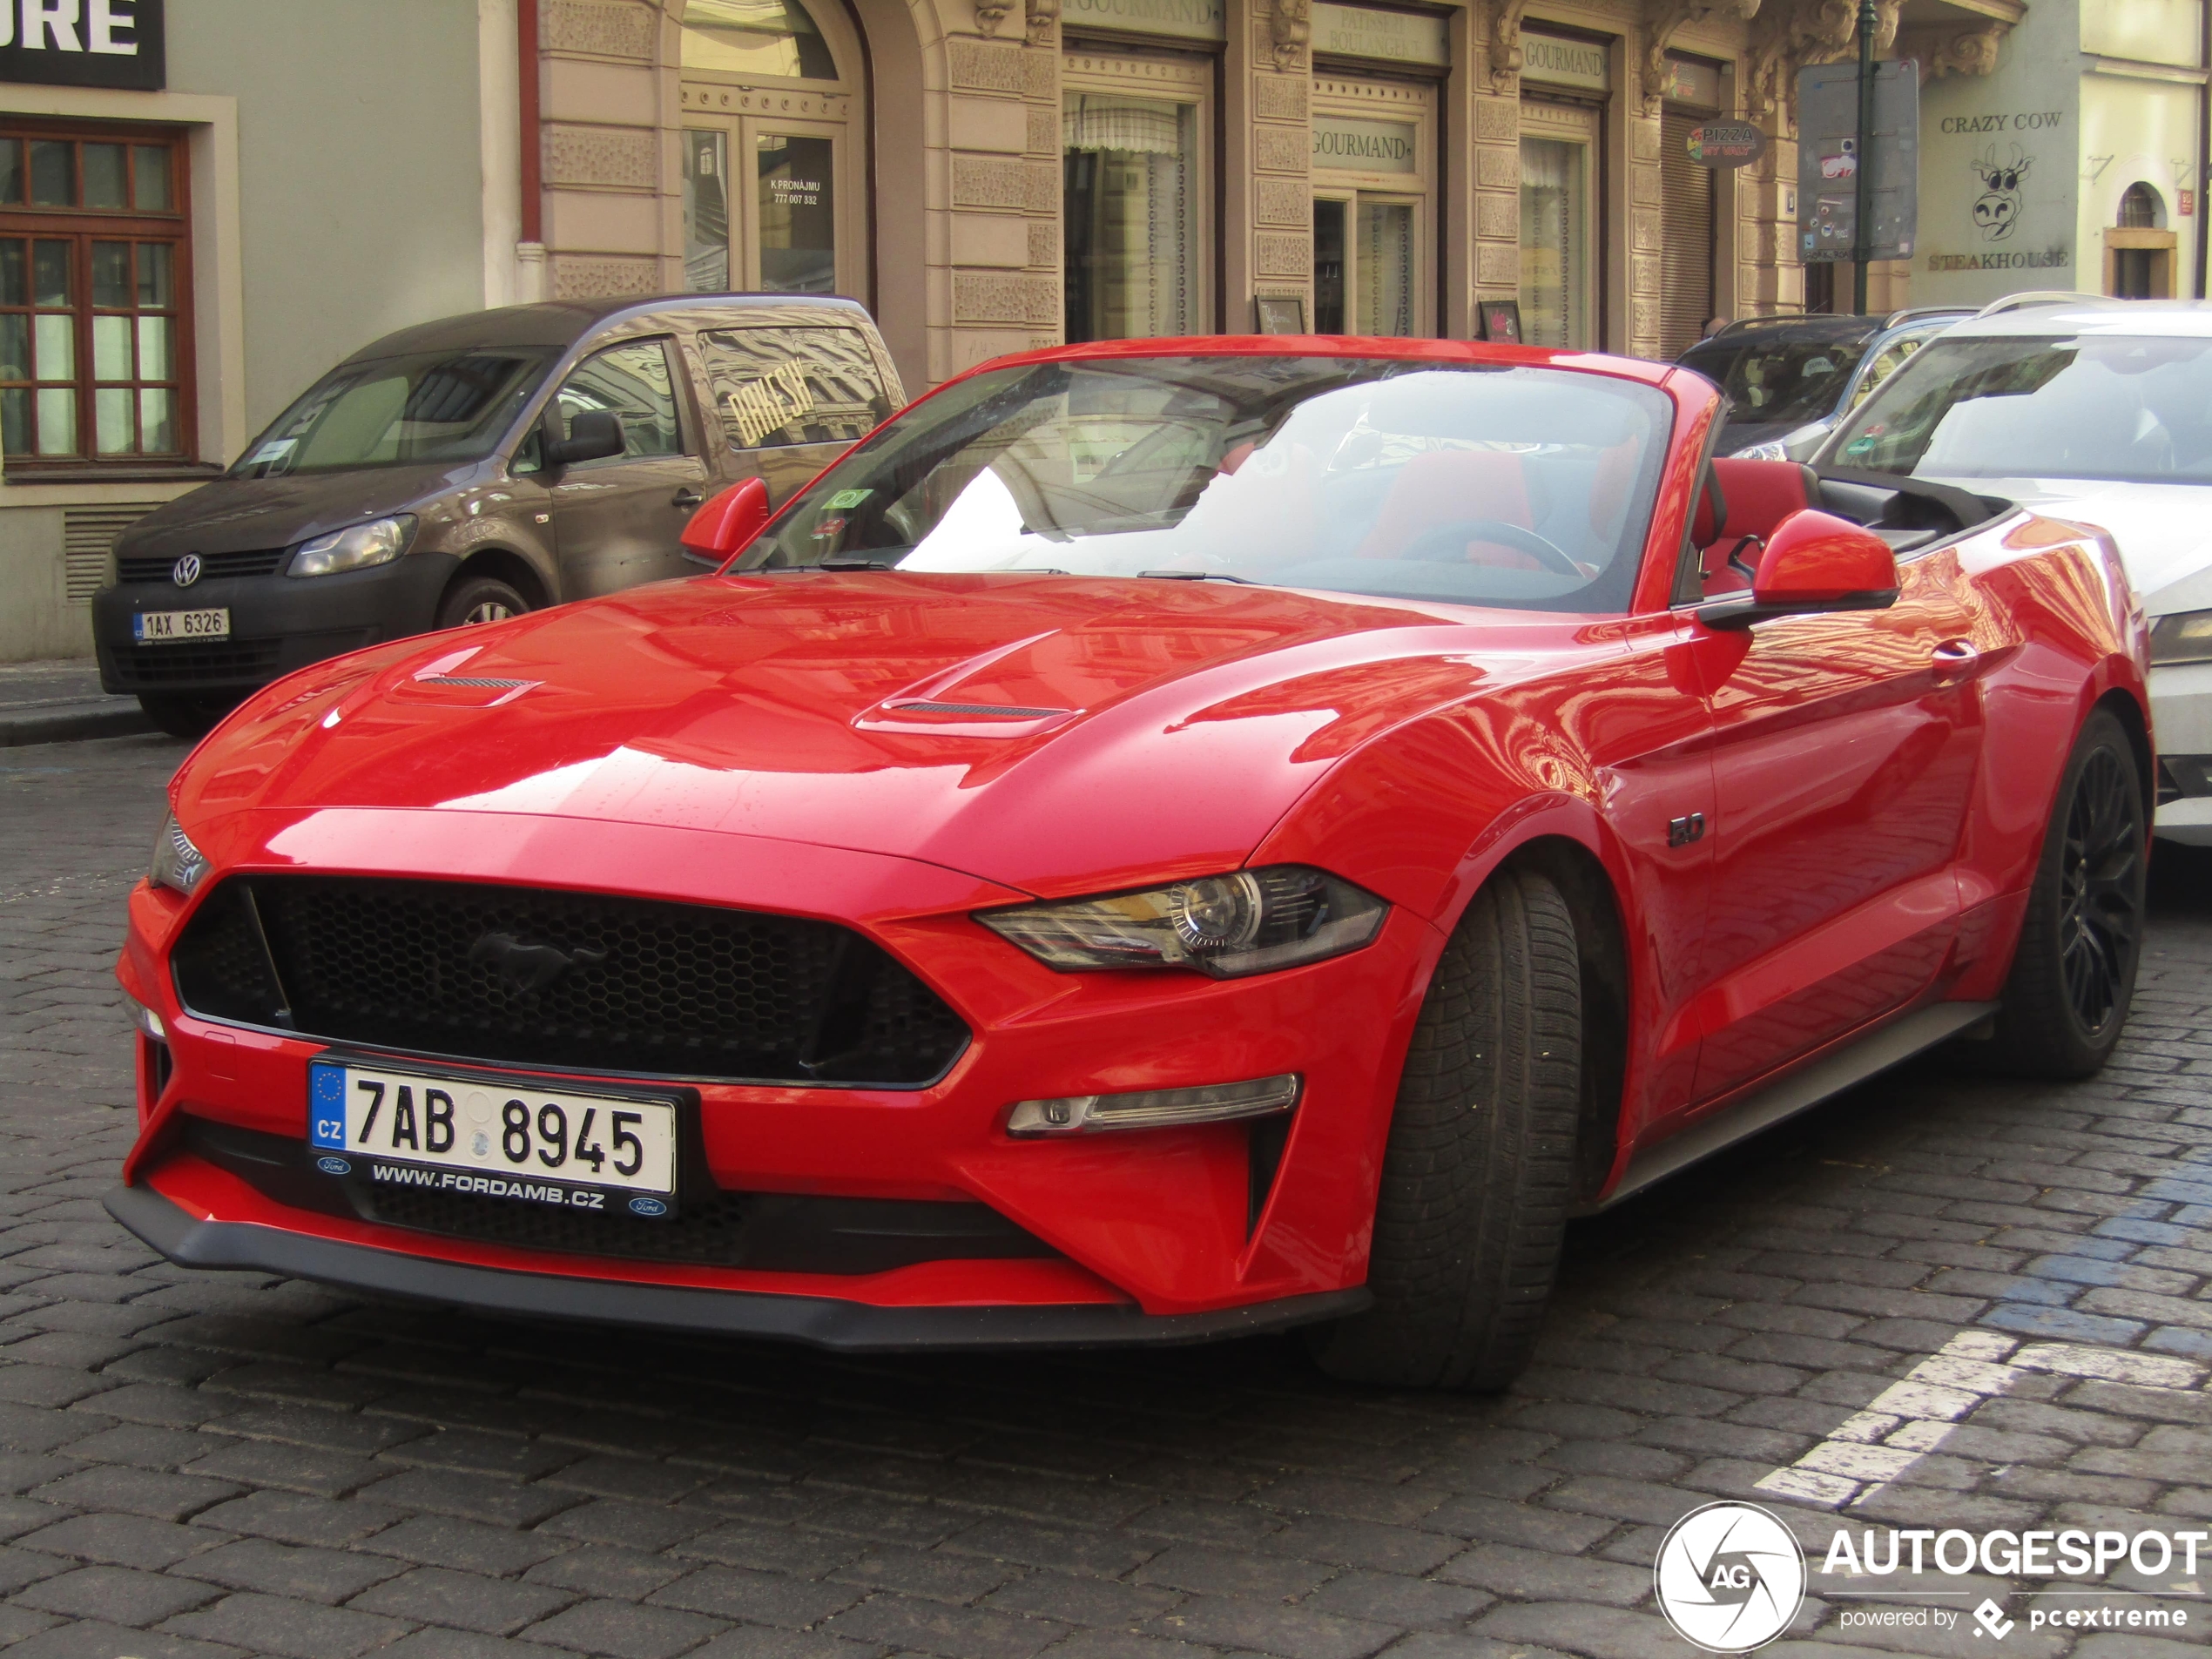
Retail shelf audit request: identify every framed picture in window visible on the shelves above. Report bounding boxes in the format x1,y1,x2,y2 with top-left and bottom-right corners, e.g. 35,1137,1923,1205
1254,294,1306,335
1477,299,1522,344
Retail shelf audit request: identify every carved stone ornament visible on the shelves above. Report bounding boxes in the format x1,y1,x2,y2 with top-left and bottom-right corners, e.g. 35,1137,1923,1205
1745,0,1898,121
1640,0,1760,115
974,0,1012,36
1908,19,2006,78
1487,0,1534,93
1026,0,1060,45
1271,0,1312,72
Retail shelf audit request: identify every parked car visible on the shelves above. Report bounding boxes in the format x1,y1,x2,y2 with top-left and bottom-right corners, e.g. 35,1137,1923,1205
1679,307,1969,461
93,294,903,736
1815,298,2212,845
108,337,2149,1391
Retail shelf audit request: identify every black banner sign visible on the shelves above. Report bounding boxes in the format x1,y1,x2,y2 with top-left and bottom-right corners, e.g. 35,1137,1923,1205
1,0,165,91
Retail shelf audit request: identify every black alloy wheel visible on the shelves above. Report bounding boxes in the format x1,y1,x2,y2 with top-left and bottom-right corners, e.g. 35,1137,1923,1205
2058,743,2144,1035
1977,707,2147,1079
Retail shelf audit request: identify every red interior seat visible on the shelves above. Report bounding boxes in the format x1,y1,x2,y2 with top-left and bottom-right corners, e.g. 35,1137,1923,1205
1700,457,1818,596
1357,449,1534,563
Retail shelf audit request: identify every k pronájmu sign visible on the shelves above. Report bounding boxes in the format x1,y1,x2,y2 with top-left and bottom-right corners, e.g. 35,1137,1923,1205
0,0,164,91
1687,121,1766,169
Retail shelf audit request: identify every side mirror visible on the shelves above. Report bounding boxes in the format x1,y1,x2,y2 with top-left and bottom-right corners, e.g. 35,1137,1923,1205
680,476,771,568
1698,509,1899,630
544,408,624,469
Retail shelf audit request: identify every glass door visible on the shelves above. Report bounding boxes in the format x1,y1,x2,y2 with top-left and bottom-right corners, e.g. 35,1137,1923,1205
1313,193,1418,335
1518,102,1598,348
685,118,843,294
1310,80,1434,338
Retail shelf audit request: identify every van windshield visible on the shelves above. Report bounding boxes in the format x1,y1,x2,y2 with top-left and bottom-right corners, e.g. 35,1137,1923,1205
231,348,555,477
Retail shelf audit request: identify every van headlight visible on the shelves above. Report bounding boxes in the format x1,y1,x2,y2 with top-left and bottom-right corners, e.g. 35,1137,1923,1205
977,866,1388,977
287,516,415,577
150,813,208,895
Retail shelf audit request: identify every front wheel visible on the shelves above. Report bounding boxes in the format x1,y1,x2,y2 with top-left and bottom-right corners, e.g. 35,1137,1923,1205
1982,707,2148,1078
435,575,530,631
1306,865,1581,1392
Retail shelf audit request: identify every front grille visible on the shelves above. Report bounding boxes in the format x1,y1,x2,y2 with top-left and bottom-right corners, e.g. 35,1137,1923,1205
118,548,287,583
172,876,971,1087
183,1117,1052,1272
109,640,283,689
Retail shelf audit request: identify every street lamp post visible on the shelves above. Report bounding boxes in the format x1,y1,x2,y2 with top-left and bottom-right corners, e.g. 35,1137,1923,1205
1852,0,1877,314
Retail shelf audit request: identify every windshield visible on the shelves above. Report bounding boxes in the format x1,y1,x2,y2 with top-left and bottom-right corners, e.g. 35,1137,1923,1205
1828,334,2212,484
231,348,555,477
1688,334,1871,428
736,355,1672,612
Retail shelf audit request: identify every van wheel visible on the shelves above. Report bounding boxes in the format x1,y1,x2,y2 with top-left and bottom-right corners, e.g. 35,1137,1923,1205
1305,865,1581,1392
436,576,530,630
136,693,233,739
1979,707,2148,1079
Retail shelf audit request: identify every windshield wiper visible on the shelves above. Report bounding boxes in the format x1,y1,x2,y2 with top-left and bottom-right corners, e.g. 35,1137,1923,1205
814,556,904,570
1136,569,1256,583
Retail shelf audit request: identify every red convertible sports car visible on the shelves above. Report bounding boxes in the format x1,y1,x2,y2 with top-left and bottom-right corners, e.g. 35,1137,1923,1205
108,337,2151,1389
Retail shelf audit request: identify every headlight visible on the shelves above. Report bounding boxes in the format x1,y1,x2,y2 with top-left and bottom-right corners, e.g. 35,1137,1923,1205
1730,440,1790,462
287,515,415,577
1732,421,1829,462
977,865,1388,978
150,813,208,895
2151,609,2212,666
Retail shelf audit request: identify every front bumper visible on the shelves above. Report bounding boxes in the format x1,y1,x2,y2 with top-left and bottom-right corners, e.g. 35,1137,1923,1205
117,810,1440,1336
93,552,458,697
2151,660,2212,843
105,1184,1368,1349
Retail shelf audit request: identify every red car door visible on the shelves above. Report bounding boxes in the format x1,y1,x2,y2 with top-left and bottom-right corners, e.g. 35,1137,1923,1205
1682,545,1985,1105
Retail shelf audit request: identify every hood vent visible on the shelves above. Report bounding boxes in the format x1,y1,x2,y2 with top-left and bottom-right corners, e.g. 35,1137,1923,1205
887,699,1073,718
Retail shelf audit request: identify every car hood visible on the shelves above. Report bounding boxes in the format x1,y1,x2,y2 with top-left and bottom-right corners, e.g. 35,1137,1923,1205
115,463,478,560
1921,475,2212,614
176,571,1599,900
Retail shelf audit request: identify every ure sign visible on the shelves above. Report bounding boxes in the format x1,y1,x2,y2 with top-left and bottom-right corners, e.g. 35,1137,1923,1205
0,0,165,91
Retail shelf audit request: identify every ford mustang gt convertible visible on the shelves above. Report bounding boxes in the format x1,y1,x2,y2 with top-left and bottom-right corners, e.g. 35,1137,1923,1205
107,338,2153,1390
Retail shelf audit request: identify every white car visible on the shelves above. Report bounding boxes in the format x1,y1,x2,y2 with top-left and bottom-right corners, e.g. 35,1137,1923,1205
1816,300,2212,843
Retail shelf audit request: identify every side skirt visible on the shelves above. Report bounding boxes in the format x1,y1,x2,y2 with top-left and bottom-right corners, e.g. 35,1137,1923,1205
1588,1001,2000,1212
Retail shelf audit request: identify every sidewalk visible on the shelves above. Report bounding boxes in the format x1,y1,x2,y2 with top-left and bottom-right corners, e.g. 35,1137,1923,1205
0,658,151,746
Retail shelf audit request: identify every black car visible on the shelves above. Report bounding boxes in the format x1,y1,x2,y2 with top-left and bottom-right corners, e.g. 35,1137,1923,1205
1677,307,1969,462
94,294,902,736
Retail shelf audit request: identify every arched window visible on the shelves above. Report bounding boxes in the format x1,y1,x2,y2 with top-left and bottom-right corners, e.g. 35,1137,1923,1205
2119,182,2161,229
680,0,837,81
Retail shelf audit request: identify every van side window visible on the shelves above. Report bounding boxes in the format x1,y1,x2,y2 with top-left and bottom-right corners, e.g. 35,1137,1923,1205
698,326,891,449
553,340,684,460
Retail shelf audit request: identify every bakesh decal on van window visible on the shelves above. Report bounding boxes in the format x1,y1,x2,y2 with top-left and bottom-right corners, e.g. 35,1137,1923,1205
698,326,891,449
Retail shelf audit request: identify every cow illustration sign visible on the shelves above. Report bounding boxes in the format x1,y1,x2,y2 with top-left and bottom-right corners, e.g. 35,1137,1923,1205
1970,144,2033,241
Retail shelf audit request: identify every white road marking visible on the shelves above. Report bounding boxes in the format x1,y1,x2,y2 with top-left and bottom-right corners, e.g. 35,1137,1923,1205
1752,1332,2208,1510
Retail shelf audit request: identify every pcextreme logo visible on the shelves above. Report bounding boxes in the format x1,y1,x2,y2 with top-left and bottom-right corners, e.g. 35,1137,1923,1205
1654,1502,1808,1651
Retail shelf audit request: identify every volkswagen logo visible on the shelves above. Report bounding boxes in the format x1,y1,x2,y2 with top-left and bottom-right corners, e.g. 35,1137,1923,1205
171,555,202,588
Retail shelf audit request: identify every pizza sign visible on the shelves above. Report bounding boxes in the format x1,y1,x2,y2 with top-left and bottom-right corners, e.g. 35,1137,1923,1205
1687,122,1768,169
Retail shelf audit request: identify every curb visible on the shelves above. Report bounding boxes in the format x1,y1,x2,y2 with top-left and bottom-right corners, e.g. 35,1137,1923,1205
0,705,154,747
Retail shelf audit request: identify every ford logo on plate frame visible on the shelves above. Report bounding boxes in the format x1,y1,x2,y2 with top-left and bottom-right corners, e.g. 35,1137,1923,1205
315,1156,352,1176
627,1196,669,1217
172,555,202,587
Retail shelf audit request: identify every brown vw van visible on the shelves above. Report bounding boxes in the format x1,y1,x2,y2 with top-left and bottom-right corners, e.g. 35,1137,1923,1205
92,294,902,734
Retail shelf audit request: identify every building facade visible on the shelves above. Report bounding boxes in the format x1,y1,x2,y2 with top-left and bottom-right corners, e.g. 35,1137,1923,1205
3,0,2033,664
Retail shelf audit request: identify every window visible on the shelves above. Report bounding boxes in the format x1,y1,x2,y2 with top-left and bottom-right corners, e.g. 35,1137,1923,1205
553,341,685,460
697,325,891,448
233,350,553,478
0,125,190,467
679,0,837,79
2120,183,2161,229
1063,93,1201,341
1520,132,1594,348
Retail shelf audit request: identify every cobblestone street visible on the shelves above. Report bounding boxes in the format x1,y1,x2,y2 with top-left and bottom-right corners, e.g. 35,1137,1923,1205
0,732,2208,1659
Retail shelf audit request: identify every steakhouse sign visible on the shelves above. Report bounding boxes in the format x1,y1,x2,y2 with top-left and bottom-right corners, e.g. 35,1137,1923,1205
0,0,165,90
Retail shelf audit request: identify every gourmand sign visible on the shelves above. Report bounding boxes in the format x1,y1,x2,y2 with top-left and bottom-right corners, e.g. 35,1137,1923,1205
0,0,165,91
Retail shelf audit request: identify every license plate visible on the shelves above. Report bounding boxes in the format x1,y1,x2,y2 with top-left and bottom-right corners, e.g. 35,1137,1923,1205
133,608,230,644
307,1060,679,1215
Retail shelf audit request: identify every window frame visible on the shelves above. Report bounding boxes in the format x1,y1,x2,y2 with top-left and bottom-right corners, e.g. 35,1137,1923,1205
547,335,691,469
0,118,195,475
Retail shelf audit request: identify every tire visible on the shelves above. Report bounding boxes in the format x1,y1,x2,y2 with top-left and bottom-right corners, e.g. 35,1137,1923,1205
1979,707,2148,1079
136,692,234,739
1306,865,1581,1391
435,575,530,631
